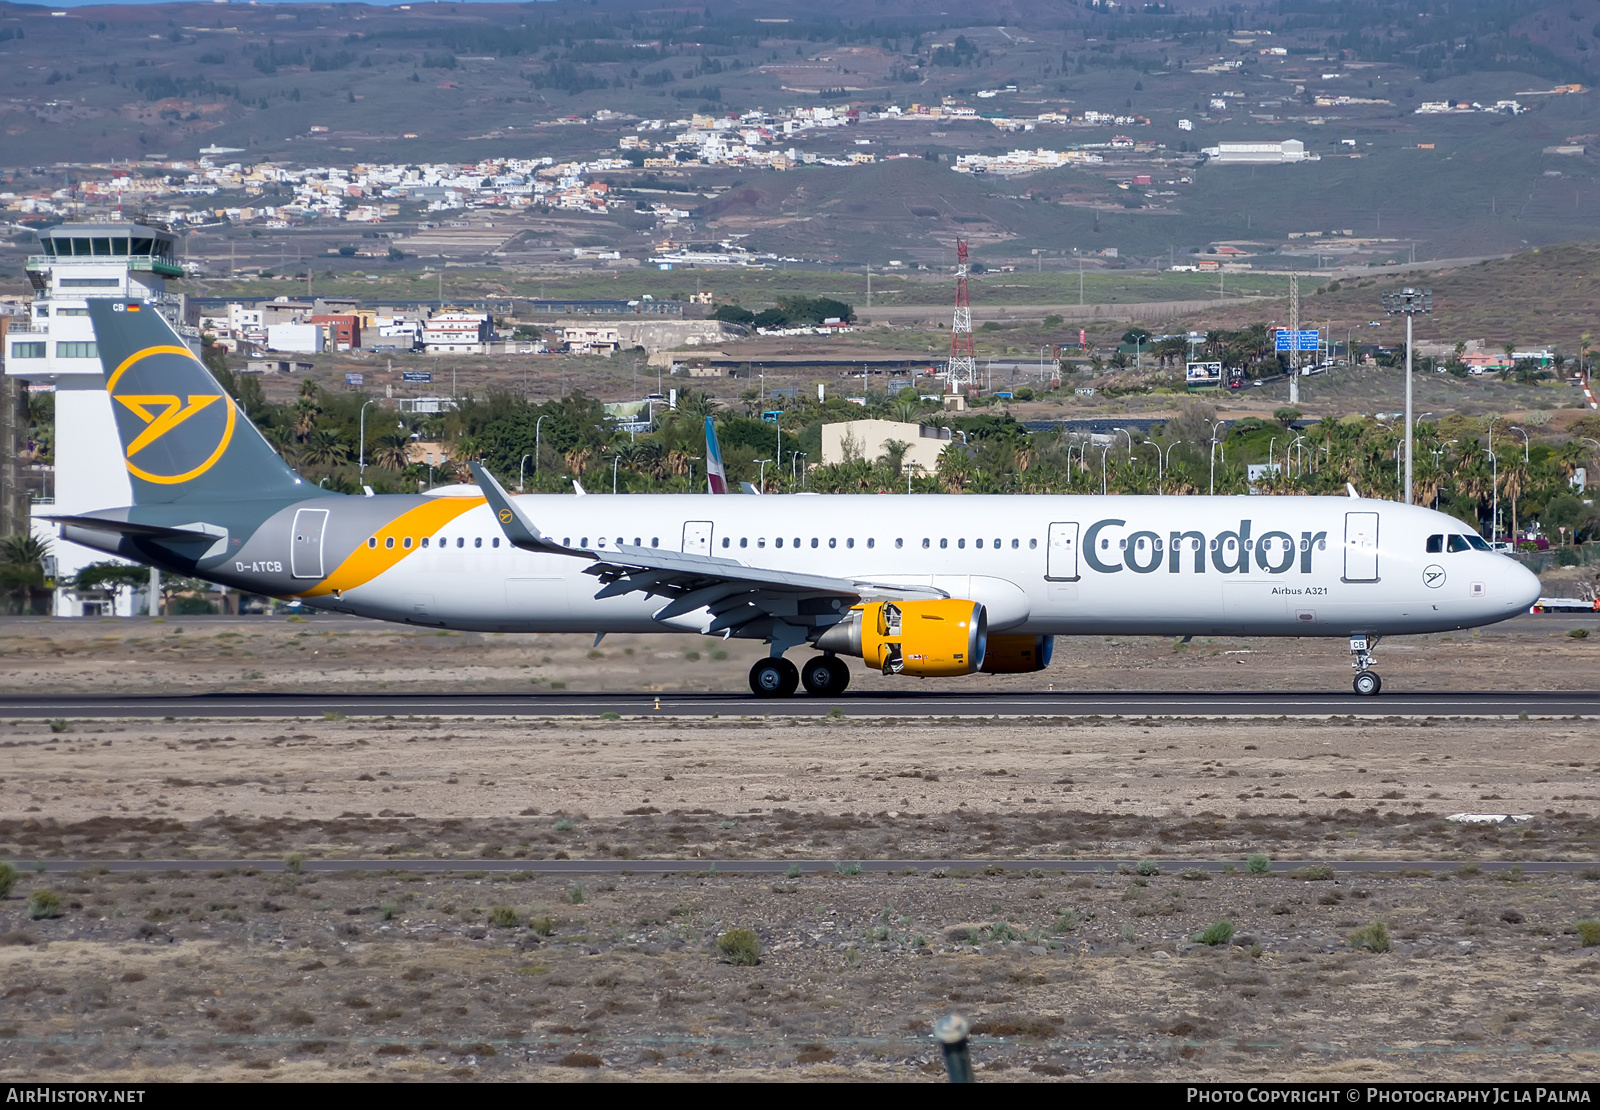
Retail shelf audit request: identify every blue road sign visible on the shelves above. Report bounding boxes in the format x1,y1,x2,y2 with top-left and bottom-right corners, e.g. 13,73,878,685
1274,330,1321,352
402,370,433,383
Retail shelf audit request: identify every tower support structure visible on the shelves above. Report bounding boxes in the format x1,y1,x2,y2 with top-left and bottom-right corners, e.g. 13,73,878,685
945,240,977,395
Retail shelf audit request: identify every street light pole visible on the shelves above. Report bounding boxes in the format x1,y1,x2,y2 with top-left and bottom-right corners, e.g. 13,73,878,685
1382,287,1432,505
534,415,549,478
358,399,378,479
1099,444,1111,495
1486,448,1500,541
518,454,531,493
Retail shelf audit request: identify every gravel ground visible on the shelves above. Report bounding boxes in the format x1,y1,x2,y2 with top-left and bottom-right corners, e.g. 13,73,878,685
0,616,1596,1081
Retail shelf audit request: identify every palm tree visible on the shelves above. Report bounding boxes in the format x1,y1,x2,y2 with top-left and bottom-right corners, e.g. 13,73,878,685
301,428,349,468
372,432,409,472
0,532,50,613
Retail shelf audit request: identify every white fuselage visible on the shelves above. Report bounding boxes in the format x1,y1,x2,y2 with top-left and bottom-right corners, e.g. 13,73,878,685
308,493,1541,641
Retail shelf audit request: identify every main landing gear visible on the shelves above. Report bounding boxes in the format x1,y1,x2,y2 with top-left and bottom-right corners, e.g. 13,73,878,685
1350,635,1382,696
749,655,851,698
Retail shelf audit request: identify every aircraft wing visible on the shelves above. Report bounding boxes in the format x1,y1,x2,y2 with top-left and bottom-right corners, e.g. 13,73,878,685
470,462,944,636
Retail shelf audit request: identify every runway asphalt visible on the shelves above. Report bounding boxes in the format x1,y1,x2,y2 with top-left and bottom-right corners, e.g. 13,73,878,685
27,858,1595,875
1,689,1598,719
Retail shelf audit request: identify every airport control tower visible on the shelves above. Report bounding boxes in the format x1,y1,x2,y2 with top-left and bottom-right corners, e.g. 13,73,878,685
2,220,197,615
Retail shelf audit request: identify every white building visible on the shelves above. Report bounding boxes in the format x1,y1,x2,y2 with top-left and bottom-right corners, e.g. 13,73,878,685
561,326,621,355
422,312,492,355
820,419,955,474
265,323,325,354
2,220,193,615
1201,139,1319,164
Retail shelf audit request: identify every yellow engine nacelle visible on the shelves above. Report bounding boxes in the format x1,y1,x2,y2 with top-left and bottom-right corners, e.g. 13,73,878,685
980,634,1055,674
816,599,987,677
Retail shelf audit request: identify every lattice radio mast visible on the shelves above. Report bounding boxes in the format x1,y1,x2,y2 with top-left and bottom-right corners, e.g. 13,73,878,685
946,239,977,395
1288,269,1300,405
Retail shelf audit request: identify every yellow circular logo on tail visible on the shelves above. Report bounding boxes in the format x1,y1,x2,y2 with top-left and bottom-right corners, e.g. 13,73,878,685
498,509,513,523
107,345,236,484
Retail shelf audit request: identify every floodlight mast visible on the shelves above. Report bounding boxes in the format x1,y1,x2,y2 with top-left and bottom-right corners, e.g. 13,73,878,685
1382,287,1433,505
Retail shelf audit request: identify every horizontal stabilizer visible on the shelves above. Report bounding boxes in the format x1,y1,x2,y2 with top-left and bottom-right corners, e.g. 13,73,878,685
43,514,218,543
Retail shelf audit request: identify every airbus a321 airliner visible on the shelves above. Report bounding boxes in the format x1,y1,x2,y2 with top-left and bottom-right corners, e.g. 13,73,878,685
49,300,1540,698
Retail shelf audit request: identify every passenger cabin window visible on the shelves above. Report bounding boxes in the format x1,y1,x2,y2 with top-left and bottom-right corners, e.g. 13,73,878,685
958,539,966,549
721,537,730,548
1029,539,1038,549
1426,534,1444,553
421,537,430,548
896,539,904,549
492,538,500,548
475,537,483,549
457,537,465,549
651,537,660,547
384,537,395,550
403,537,413,549
939,539,948,549
775,538,784,549
367,537,377,549
740,538,748,549
829,538,837,549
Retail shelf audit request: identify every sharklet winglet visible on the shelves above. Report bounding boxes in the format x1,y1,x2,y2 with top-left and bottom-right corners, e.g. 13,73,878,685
469,461,593,559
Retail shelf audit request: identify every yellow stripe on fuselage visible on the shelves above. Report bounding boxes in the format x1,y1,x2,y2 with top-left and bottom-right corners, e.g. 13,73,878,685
297,496,485,598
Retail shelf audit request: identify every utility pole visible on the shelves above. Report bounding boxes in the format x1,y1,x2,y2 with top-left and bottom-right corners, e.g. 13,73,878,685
1382,288,1433,506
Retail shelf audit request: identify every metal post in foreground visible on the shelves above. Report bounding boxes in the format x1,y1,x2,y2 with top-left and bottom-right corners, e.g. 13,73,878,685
934,1013,974,1083
147,566,159,618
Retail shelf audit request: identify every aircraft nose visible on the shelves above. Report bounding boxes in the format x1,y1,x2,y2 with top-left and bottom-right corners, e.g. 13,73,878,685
1506,558,1542,613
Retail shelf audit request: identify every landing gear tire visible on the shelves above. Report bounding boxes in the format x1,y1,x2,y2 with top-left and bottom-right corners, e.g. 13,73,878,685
1353,671,1382,697
800,655,851,697
749,657,800,698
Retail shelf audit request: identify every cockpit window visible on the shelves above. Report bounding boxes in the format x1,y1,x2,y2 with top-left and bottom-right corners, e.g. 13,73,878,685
1466,534,1492,551
1426,534,1443,554
1446,535,1472,553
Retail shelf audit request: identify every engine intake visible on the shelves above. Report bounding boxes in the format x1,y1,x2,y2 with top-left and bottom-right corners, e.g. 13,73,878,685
814,599,987,677
980,634,1054,674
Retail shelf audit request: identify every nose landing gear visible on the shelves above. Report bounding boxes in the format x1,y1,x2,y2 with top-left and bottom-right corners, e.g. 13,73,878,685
1350,634,1382,696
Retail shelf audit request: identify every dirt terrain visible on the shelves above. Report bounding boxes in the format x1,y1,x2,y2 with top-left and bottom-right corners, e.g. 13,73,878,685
0,616,1597,1082
0,611,1596,697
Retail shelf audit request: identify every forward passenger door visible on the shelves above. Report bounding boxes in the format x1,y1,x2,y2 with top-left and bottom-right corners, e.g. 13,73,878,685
1046,522,1080,581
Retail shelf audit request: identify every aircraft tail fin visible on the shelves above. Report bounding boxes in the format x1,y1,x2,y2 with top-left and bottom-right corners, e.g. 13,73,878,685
705,415,728,494
87,299,319,505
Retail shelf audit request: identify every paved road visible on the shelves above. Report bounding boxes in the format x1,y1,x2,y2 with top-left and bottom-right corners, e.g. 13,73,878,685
28,858,1592,875
2,689,1598,719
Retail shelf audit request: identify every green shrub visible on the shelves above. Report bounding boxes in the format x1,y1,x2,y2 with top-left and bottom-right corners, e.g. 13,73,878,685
717,927,761,966
567,884,586,905
599,711,620,720
283,853,306,875
379,901,397,921
988,921,1020,942
0,863,16,900
1246,853,1271,875
835,862,863,877
553,819,575,833
1295,864,1334,881
1348,921,1391,952
1568,627,1589,639
1576,920,1600,947
48,719,69,734
27,890,61,920
488,905,520,928
1193,919,1235,946
785,863,802,879
529,915,555,936
1135,859,1160,876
